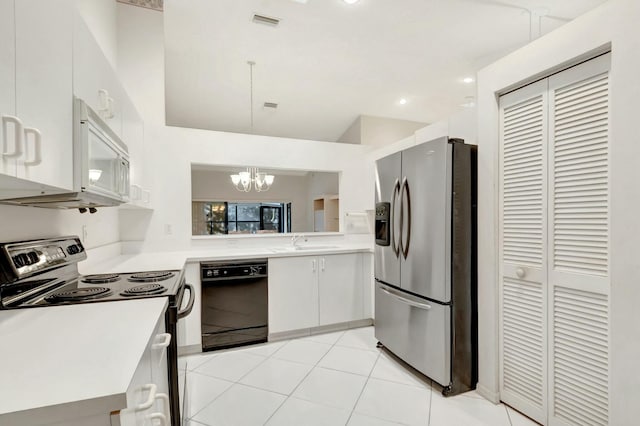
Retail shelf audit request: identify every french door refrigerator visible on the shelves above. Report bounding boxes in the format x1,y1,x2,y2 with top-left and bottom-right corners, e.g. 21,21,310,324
374,136,477,396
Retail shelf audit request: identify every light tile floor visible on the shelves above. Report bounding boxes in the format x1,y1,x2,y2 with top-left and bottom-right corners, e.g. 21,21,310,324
179,327,539,426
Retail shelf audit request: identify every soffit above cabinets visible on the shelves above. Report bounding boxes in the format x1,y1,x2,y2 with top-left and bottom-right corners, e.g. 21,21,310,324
163,0,608,143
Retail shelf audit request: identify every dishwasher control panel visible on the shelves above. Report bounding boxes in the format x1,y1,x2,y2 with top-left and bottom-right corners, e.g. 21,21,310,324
201,260,268,282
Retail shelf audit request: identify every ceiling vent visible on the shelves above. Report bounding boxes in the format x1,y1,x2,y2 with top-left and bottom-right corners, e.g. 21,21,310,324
264,102,278,109
252,14,280,27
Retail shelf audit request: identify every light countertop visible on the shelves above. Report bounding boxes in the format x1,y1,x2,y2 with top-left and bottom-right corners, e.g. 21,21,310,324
0,298,168,423
80,245,373,275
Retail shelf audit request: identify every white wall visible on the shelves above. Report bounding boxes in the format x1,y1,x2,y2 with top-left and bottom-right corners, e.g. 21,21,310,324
0,204,119,250
338,115,429,148
135,124,371,251
476,0,640,423
116,4,374,252
75,0,118,67
361,115,428,149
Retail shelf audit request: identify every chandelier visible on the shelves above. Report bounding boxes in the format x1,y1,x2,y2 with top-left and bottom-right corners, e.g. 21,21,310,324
230,167,275,192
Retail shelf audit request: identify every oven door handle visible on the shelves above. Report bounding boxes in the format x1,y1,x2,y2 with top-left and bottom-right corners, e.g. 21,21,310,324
177,283,195,319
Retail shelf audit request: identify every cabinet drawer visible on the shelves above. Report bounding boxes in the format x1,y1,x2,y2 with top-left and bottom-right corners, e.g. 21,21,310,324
374,283,450,386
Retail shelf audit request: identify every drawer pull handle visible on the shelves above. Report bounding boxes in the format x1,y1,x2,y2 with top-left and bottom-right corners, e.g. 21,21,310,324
381,287,432,310
146,412,167,426
152,333,171,349
135,383,157,411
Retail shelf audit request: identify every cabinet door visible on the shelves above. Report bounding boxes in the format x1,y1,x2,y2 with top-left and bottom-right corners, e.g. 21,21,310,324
268,256,319,334
0,0,16,177
319,253,363,325
73,11,123,138
15,0,73,189
150,314,170,422
122,95,145,203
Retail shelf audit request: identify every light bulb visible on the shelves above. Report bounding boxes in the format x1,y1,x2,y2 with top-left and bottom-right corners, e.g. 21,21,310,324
265,175,274,185
231,174,241,185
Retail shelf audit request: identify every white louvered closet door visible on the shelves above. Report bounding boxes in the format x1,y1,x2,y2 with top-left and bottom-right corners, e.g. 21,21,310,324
499,53,611,426
548,54,610,426
499,79,549,425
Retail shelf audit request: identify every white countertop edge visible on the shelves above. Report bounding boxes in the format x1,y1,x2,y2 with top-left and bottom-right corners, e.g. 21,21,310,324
0,394,125,425
80,246,373,274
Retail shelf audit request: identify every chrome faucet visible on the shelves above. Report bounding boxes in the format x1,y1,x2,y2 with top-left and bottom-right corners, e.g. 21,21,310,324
291,233,307,248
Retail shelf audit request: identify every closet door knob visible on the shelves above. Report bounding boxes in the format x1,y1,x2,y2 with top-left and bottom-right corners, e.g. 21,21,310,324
516,267,526,279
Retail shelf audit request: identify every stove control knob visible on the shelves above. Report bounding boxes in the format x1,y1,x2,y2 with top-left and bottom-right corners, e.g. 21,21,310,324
14,254,28,268
67,245,79,255
26,251,40,265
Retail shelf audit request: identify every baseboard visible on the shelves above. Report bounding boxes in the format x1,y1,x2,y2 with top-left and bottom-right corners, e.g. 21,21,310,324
476,383,500,404
269,318,374,342
178,344,202,356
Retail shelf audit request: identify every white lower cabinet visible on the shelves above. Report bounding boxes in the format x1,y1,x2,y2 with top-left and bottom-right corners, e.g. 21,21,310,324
318,253,363,325
117,313,171,426
268,253,364,334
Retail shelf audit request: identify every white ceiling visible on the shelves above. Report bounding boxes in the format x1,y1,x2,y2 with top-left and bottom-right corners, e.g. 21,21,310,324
164,0,607,143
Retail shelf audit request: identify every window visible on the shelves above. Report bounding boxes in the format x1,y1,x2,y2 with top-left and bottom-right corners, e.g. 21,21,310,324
192,201,289,235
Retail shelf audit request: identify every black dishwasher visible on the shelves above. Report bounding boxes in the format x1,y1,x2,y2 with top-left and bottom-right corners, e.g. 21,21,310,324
200,259,268,351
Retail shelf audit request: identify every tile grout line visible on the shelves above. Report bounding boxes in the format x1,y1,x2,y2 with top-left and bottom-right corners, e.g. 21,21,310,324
505,403,514,426
186,346,279,422
261,332,346,425
344,344,383,425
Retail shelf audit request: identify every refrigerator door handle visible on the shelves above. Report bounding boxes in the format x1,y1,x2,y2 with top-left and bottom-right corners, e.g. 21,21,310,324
400,177,411,259
380,286,432,310
391,178,401,258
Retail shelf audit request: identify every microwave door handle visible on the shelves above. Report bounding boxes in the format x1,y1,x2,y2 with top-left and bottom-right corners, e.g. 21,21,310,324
391,178,401,258
401,177,411,259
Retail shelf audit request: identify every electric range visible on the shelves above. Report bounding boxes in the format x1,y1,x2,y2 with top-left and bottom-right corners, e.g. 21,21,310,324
0,236,194,426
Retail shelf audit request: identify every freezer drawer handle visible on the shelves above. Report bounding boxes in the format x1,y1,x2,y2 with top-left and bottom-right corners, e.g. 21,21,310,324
381,287,431,310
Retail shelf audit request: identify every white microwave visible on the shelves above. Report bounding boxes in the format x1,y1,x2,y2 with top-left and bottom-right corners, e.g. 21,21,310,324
2,98,130,210
75,97,130,203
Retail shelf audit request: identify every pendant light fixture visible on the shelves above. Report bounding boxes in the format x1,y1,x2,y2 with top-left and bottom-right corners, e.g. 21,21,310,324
230,167,275,192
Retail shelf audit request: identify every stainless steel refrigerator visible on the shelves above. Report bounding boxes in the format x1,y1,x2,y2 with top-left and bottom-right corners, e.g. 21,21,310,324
374,136,477,396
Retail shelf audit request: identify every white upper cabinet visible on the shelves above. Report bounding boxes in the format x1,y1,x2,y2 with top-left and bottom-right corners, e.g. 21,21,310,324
121,93,149,208
73,11,124,138
0,0,73,190
0,0,17,178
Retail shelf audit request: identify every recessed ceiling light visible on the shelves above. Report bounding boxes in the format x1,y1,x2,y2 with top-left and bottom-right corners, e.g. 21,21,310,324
343,0,360,4
399,98,408,105
462,77,475,84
